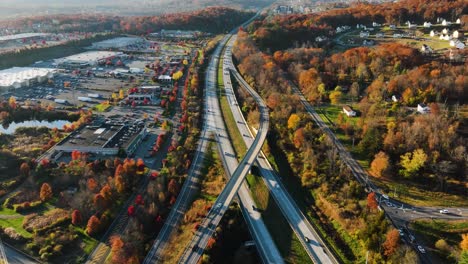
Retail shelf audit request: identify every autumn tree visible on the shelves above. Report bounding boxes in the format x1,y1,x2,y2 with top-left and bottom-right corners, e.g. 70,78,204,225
461,234,468,251
86,215,101,236
293,128,305,149
71,209,83,225
110,235,126,263
370,151,390,178
8,96,17,109
168,179,179,196
383,229,400,256
100,184,112,202
367,192,378,211
40,183,52,201
329,90,342,104
19,162,30,177
435,239,450,252
400,149,427,178
287,114,301,130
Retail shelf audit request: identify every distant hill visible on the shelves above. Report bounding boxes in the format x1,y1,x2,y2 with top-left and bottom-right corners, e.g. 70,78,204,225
0,0,273,19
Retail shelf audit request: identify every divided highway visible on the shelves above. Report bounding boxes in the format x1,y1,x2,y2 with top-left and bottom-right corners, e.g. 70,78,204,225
144,23,283,263
223,36,338,264
177,34,273,263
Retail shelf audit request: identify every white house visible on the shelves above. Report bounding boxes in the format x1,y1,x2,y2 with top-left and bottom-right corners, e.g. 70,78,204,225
393,33,402,38
430,30,435,37
453,30,459,39
417,103,430,114
343,105,356,117
372,22,381,27
442,28,449,35
389,25,396,29
423,22,432,28
442,19,448,26
391,95,400,102
376,32,385,38
456,18,461,24
440,34,451,41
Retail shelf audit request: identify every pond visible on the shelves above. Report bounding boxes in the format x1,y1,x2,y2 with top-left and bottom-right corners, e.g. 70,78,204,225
0,120,71,134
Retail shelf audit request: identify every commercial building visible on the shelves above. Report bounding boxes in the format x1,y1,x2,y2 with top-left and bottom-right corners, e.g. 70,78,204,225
0,33,50,44
152,30,200,39
91,37,144,49
0,67,56,90
55,121,147,156
55,51,124,68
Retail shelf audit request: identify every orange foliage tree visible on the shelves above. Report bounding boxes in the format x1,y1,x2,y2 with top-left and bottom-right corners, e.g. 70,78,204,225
40,183,52,201
86,215,101,236
382,229,400,256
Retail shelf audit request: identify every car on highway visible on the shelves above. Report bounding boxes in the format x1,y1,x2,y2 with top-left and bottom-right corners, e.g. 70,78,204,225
439,209,449,214
214,203,222,210
417,245,426,253
304,237,310,243
398,229,404,236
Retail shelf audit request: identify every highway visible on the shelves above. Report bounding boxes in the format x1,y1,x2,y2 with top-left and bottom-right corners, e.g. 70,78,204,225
222,36,338,264
144,30,283,263
177,33,273,263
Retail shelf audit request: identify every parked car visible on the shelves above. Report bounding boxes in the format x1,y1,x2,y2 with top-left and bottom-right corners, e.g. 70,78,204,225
440,209,449,214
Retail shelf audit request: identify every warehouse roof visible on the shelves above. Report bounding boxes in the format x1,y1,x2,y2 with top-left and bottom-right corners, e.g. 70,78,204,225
0,67,56,87
92,37,143,48
0,33,50,42
55,51,123,64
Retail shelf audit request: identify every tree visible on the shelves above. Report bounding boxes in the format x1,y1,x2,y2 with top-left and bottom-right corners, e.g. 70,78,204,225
119,89,125,99
460,250,468,264
461,234,468,250
383,229,400,256
400,149,427,178
8,96,17,109
110,235,126,263
100,184,112,202
329,90,342,104
71,210,83,225
40,183,52,201
115,175,125,194
168,179,179,196
86,215,101,235
370,151,390,178
87,178,98,192
19,162,30,177
367,192,378,211
293,128,305,148
287,114,301,130
435,239,450,252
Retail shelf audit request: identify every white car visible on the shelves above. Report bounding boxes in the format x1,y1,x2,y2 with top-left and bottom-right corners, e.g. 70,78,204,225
439,209,449,214
417,245,426,253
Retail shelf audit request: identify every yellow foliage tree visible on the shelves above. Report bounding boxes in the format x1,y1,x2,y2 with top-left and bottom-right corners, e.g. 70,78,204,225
329,90,342,104
287,114,301,130
461,233,468,250
119,89,125,99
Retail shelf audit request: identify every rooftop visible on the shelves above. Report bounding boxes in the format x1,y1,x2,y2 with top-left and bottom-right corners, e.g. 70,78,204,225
0,67,56,87
55,51,124,64
58,120,145,150
92,37,144,48
0,33,50,42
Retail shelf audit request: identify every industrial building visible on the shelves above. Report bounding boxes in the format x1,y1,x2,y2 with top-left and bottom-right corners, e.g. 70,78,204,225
0,67,56,90
0,33,50,44
91,37,144,49
55,120,147,156
54,51,125,68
